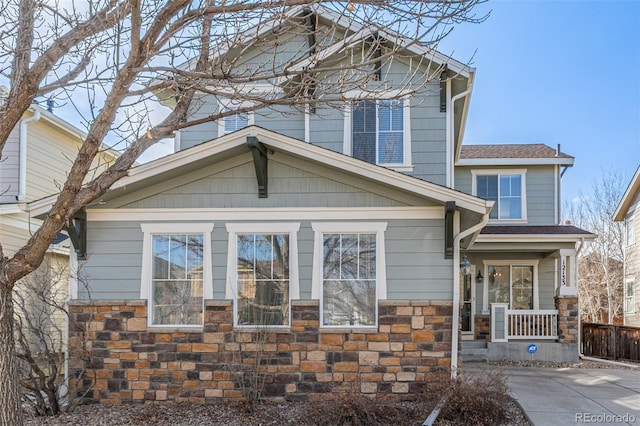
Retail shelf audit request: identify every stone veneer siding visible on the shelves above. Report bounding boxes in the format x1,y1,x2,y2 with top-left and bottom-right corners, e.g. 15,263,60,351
555,296,579,344
68,299,453,404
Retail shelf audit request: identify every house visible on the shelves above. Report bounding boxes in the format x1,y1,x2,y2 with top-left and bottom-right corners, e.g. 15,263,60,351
0,88,117,353
613,166,640,326
28,5,593,403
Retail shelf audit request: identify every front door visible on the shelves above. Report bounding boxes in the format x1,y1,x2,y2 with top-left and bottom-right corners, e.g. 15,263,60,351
461,268,474,338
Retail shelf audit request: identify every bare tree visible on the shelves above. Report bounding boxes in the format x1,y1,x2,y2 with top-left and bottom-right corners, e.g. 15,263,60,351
0,1,486,423
565,170,626,324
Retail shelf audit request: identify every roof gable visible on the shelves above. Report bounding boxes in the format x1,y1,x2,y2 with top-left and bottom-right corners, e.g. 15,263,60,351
29,126,491,217
613,166,640,221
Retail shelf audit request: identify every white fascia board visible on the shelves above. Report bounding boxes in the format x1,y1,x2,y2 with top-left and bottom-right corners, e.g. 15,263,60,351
613,166,640,221
0,204,22,215
475,233,596,243
456,157,575,167
87,206,444,222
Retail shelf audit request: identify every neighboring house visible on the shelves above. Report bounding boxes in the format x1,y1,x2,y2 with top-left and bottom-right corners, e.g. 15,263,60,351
0,89,117,352
613,166,640,326
29,6,592,403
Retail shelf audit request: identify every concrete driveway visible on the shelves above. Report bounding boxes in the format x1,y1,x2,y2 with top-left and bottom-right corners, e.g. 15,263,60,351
463,362,640,425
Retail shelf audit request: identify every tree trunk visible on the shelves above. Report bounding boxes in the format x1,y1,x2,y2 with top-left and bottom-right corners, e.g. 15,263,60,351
0,282,23,426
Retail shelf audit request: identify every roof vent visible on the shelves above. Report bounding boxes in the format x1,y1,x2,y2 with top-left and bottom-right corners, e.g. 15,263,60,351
556,144,560,157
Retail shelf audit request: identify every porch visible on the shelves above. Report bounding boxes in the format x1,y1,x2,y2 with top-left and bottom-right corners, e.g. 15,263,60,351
461,300,579,363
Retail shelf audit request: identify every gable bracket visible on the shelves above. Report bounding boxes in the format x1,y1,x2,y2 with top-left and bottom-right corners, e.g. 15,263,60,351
444,201,455,259
65,209,87,260
246,136,268,198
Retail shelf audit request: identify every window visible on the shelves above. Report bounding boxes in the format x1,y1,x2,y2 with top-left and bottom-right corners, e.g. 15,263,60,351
224,112,249,133
625,279,635,314
627,216,635,246
140,223,214,327
312,223,387,328
472,170,527,221
344,99,411,168
217,109,254,135
483,261,538,312
226,223,300,327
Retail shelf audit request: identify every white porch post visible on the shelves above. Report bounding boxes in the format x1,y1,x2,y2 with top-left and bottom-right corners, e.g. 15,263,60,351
557,249,577,296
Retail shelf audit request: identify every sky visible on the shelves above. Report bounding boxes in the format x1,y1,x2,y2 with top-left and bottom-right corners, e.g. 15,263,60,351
436,0,640,203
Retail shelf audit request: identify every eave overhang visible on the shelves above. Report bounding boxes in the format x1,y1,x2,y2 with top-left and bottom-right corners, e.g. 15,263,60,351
613,166,640,221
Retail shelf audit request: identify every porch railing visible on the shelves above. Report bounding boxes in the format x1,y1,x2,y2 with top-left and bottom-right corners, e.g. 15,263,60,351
491,303,558,342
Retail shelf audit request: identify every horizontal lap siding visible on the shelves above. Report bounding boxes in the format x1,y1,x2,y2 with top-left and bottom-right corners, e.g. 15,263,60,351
538,257,557,309
117,154,432,209
526,166,555,225
83,219,449,302
407,83,447,185
309,106,344,154
0,126,19,203
82,222,143,299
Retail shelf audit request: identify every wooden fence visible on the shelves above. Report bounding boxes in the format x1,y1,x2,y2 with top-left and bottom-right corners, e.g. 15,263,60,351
581,322,640,363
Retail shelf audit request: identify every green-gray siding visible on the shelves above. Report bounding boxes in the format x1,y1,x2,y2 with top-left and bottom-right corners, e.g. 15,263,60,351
454,165,557,225
81,219,452,301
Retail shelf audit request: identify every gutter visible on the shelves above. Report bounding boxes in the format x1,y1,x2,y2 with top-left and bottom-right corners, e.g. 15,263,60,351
451,207,491,380
18,110,41,201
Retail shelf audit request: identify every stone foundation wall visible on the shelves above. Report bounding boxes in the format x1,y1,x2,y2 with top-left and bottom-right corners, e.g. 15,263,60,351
474,315,490,340
68,299,453,404
555,296,579,344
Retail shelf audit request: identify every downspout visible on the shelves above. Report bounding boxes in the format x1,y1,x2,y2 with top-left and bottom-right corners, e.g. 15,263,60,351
18,110,41,201
448,85,473,189
451,208,490,380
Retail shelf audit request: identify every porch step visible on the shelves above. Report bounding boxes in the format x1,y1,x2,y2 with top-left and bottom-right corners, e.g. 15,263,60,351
461,340,489,363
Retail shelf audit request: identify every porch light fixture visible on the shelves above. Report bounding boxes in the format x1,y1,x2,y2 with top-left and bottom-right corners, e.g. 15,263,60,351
476,270,483,283
460,255,471,277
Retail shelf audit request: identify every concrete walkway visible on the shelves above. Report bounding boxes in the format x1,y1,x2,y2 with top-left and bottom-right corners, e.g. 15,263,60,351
463,362,640,425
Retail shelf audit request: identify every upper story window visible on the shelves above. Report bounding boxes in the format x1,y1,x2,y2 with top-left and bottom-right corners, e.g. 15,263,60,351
311,222,387,328
344,99,412,170
226,223,300,328
140,223,214,328
224,112,250,133
627,216,635,246
217,99,255,136
472,169,527,222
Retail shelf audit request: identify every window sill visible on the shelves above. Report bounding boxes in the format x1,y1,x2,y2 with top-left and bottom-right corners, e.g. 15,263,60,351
384,165,414,172
488,219,528,224
320,327,378,333
233,326,292,333
147,326,204,333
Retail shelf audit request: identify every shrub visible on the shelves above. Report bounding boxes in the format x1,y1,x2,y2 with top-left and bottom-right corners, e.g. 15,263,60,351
431,370,511,425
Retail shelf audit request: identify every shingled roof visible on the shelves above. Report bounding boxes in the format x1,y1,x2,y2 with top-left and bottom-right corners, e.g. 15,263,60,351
480,225,593,236
460,144,574,160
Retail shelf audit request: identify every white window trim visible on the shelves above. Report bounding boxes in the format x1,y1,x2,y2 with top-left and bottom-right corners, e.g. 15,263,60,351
471,169,528,223
311,222,388,328
225,222,300,328
626,216,635,246
140,222,214,328
217,98,256,136
343,99,412,170
625,278,636,314
482,260,539,314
